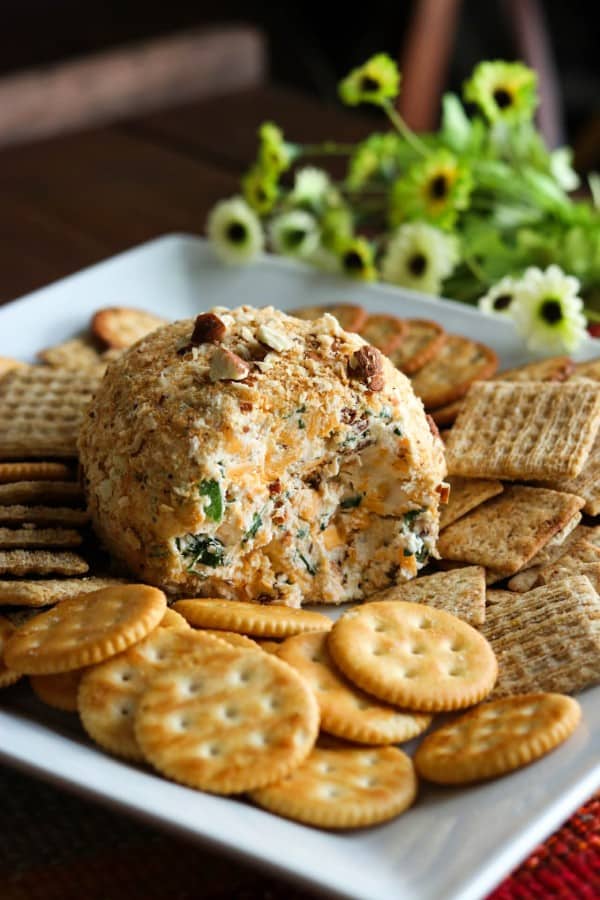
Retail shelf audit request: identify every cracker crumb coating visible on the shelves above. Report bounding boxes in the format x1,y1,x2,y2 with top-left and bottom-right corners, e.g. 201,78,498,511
79,306,445,606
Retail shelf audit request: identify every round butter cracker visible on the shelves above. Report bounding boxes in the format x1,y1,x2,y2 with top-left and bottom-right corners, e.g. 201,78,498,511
328,600,497,712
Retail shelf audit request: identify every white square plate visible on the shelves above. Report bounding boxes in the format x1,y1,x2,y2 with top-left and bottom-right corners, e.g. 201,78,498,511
1,234,599,900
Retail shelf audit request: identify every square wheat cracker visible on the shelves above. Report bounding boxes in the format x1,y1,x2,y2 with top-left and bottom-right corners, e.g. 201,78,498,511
439,477,504,530
0,576,126,607
445,381,600,480
481,575,600,697
0,549,89,576
0,526,82,548
0,366,99,459
370,566,486,626
437,485,584,576
540,430,600,515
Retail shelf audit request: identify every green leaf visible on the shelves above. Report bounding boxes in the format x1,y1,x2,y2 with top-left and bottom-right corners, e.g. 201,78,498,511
403,508,424,526
440,93,472,152
176,534,225,569
199,479,223,522
243,512,262,543
299,553,317,575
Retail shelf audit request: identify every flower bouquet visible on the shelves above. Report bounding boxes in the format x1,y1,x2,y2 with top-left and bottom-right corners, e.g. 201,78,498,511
206,55,600,354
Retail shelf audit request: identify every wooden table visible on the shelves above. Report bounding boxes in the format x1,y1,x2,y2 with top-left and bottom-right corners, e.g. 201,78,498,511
0,84,597,900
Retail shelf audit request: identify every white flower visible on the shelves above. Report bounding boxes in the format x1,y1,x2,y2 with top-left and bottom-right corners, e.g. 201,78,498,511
478,275,520,317
289,167,331,210
268,210,320,258
206,196,264,264
381,223,459,295
511,265,588,353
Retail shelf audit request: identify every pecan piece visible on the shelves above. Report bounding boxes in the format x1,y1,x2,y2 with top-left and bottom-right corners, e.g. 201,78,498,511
191,312,226,346
209,347,250,382
348,345,385,392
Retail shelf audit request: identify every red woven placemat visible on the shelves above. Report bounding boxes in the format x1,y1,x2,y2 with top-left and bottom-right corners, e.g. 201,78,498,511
1,765,598,900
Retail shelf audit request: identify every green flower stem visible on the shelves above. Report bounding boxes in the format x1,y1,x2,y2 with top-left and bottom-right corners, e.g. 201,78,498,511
382,102,429,157
462,253,489,286
300,141,356,156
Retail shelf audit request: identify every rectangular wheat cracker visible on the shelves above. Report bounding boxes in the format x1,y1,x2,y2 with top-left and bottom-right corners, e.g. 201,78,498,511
0,462,73,484
481,575,600,696
437,485,584,576
0,527,83,548
445,381,600,480
370,566,486,626
0,366,98,458
0,506,90,526
0,550,89,576
540,430,600,515
0,481,84,506
439,477,504,530
0,576,126,607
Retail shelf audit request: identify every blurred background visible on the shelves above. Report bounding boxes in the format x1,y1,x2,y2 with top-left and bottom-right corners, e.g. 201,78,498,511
1,0,598,170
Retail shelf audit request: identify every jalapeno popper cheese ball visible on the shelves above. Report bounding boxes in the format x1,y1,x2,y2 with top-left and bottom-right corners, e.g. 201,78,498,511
79,306,446,606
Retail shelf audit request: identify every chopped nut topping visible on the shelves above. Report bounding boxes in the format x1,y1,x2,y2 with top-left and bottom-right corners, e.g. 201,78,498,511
348,345,385,392
191,313,226,346
209,347,250,382
257,323,293,352
436,481,451,504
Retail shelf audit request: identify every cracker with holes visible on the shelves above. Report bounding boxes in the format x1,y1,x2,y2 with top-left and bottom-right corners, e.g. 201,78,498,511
387,319,446,374
0,550,89,576
0,616,21,689
78,628,229,759
171,599,332,638
481,575,600,697
31,670,84,712
91,307,166,350
437,486,584,576
0,462,72,484
371,566,486,627
429,398,464,427
496,356,574,383
250,745,417,828
278,631,431,745
439,477,504,531
0,576,126,607
358,314,407,355
134,650,319,794
3,584,166,674
0,527,83,549
409,335,498,409
571,358,600,381
0,366,99,459
414,693,581,785
201,630,259,650
445,381,600,480
328,601,497,712
0,481,83,505
290,303,367,333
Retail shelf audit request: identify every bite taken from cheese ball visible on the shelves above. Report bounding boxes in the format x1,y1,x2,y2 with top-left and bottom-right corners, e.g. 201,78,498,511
79,306,446,607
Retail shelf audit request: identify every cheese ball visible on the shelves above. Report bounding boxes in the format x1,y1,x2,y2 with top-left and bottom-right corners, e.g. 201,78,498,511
79,306,446,606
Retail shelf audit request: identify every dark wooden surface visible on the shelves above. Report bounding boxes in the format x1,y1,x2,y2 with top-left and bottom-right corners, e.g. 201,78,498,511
0,85,371,304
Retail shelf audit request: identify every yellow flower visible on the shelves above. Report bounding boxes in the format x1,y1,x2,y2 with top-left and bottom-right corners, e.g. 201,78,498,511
464,61,538,124
241,164,278,215
337,237,377,281
258,122,297,174
390,150,473,230
339,54,400,108
347,133,402,189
